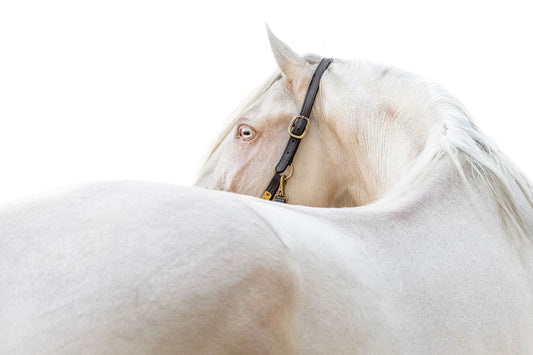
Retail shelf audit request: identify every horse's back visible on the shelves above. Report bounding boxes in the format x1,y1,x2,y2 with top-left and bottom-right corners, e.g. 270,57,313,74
0,182,299,354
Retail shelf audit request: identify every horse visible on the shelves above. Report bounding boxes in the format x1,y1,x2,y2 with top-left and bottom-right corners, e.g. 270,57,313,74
1,29,533,354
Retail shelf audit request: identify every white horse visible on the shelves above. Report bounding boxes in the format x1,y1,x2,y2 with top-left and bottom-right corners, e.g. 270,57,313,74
2,30,533,354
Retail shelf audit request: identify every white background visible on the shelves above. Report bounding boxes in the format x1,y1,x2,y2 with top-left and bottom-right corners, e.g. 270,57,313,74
1,0,532,203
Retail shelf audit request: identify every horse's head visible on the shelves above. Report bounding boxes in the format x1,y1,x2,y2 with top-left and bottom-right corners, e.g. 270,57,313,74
196,30,440,207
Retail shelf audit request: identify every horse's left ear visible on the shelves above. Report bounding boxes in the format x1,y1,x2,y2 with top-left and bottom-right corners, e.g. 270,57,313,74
266,26,313,93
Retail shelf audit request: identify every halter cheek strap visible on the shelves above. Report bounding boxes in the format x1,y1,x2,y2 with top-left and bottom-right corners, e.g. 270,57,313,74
261,58,333,203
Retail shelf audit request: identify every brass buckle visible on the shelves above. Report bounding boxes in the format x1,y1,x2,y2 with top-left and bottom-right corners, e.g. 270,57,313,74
288,116,310,139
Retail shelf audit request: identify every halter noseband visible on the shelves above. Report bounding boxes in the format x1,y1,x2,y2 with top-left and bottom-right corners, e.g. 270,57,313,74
261,58,333,203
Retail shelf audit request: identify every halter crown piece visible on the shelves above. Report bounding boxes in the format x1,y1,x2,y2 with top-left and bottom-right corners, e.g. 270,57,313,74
261,58,333,203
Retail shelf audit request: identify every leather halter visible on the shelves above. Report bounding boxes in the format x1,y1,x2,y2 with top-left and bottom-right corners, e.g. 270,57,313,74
261,58,333,203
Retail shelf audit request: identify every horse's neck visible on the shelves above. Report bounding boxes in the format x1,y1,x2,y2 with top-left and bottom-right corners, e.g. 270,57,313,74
375,153,533,263
326,104,533,252
323,77,438,207
326,154,533,282
327,115,428,207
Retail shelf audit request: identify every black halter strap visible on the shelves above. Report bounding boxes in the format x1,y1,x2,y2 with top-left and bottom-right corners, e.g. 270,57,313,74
261,58,333,203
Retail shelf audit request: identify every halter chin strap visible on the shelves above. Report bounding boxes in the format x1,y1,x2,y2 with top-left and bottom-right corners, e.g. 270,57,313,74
261,58,333,203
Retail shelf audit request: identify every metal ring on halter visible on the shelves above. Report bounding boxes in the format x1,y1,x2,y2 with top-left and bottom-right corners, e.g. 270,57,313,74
288,116,310,139
273,163,294,179
280,163,294,180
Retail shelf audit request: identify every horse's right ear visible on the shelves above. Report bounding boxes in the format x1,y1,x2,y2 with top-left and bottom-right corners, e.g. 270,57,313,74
266,25,312,92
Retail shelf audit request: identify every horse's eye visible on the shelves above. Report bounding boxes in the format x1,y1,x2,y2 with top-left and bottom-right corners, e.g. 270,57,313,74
238,125,255,140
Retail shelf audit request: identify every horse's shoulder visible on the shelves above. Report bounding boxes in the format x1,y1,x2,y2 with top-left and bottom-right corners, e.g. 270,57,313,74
1,181,301,354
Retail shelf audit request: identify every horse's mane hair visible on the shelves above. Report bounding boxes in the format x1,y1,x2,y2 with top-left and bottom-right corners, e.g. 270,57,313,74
396,86,533,244
204,56,533,243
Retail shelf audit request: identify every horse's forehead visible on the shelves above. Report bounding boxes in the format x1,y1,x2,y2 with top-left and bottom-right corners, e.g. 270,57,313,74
247,79,297,120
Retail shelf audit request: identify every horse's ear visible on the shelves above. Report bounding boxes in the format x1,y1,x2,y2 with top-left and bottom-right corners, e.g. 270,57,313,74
266,25,312,92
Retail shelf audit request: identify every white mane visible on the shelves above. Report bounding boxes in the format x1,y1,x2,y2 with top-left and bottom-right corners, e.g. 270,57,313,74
417,94,533,243
202,56,533,243
372,72,533,243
